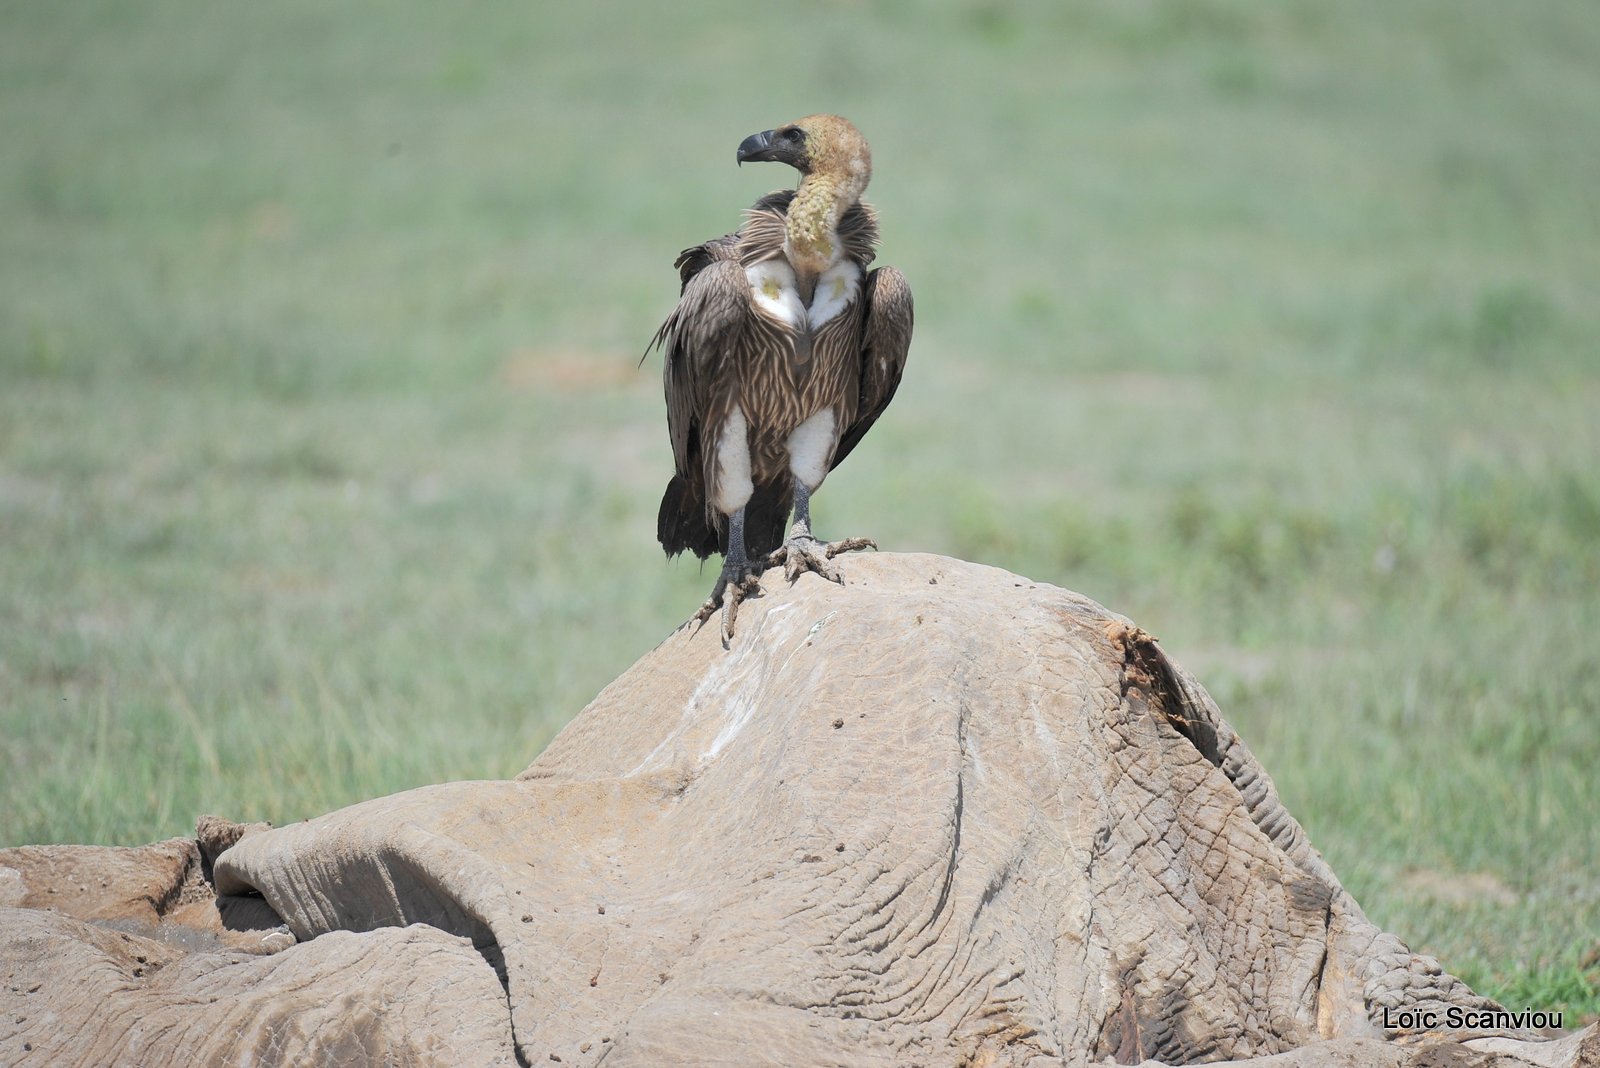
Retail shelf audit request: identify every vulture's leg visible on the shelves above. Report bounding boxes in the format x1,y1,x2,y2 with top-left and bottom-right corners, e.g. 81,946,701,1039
693,506,762,639
767,481,876,584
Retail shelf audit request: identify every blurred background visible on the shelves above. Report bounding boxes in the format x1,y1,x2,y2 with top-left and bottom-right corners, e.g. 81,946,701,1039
2,0,1596,1018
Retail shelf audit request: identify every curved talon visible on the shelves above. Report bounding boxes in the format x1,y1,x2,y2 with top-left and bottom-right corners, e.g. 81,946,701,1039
695,526,873,640
722,572,760,639
824,536,876,559
790,548,832,584
694,566,761,640
767,534,876,585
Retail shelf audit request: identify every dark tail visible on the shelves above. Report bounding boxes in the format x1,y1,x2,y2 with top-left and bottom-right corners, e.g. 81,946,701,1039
741,479,792,559
657,475,720,560
657,475,793,561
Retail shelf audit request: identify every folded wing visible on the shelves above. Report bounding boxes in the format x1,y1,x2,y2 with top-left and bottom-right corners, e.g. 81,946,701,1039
832,266,913,471
652,241,749,558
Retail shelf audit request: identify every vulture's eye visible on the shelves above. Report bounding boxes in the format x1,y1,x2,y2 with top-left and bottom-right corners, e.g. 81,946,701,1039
782,128,804,143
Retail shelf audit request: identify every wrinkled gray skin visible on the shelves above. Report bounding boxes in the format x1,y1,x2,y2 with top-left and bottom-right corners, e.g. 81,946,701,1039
2,554,1592,1068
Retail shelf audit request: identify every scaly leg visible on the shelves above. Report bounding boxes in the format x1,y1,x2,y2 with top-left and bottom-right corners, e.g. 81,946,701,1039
693,506,763,639
766,481,876,584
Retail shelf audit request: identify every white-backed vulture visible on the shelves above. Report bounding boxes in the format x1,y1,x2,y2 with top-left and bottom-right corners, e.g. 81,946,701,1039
650,115,914,637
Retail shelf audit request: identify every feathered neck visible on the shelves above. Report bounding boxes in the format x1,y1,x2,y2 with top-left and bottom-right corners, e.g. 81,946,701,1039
785,168,869,277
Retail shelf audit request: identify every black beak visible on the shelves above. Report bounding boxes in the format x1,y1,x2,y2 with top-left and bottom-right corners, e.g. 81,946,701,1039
736,129,779,166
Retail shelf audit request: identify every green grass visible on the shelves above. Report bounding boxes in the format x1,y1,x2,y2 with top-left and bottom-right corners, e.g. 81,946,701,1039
2,0,1597,1023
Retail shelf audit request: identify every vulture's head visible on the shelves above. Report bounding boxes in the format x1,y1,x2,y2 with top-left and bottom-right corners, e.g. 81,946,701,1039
737,114,872,189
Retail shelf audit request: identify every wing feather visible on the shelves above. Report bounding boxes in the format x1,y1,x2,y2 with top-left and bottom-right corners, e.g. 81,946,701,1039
650,253,749,479
831,266,912,471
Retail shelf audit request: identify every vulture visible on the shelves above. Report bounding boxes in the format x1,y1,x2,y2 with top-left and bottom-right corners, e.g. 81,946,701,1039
649,115,914,637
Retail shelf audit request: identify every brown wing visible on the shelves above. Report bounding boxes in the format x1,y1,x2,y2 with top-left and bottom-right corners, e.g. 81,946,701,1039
671,233,740,289
651,247,747,481
650,242,751,557
831,265,912,471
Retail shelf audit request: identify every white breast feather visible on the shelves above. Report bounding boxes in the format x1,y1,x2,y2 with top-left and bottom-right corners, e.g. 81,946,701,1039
745,261,805,330
808,260,861,329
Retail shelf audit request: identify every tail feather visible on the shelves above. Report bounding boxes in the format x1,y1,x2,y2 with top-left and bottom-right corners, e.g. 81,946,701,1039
741,479,793,560
657,476,793,561
657,475,720,560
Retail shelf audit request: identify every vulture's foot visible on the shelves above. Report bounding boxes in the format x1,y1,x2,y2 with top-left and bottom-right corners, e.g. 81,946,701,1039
767,531,877,585
693,561,763,641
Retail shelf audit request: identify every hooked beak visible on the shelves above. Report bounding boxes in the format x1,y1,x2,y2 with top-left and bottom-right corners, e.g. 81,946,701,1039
736,129,780,166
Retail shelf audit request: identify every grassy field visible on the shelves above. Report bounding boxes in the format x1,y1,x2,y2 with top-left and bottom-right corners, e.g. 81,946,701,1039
3,0,1597,1021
